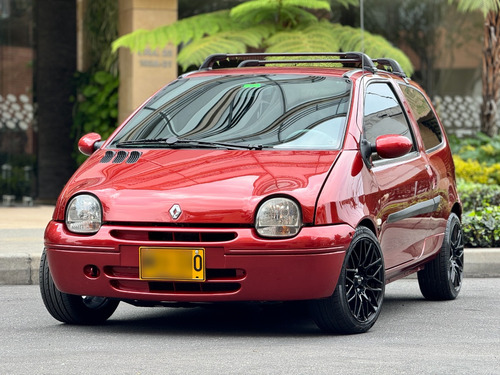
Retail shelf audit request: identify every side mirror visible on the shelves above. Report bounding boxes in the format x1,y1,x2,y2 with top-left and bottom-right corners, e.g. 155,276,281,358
360,134,412,168
375,134,412,159
78,133,104,156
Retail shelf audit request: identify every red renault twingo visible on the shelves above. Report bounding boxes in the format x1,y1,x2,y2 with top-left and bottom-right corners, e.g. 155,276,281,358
40,53,463,334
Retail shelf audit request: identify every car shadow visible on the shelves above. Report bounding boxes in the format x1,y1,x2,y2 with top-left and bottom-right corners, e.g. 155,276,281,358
103,301,320,337
50,290,434,337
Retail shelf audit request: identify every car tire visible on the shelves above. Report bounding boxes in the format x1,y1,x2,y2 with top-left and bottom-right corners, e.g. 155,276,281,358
310,227,385,334
418,213,464,300
39,249,119,324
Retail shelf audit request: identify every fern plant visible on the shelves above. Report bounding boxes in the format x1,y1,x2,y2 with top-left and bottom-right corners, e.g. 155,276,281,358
112,0,413,75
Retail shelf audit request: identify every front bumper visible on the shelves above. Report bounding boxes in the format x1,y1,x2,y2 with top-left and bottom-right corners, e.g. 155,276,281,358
45,221,353,302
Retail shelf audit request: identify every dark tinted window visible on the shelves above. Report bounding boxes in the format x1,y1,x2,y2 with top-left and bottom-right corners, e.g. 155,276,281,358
110,75,352,150
399,84,442,151
363,82,415,160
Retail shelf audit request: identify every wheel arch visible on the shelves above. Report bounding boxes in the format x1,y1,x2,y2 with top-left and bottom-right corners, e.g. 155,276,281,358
357,217,377,237
451,202,462,221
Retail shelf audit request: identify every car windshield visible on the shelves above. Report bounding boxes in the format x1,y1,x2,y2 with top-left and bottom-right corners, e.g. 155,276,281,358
109,74,351,150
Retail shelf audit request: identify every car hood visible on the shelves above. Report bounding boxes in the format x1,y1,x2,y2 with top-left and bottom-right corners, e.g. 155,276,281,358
55,149,340,224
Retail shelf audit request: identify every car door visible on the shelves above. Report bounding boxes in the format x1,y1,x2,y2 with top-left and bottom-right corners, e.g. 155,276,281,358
362,81,435,271
398,83,449,257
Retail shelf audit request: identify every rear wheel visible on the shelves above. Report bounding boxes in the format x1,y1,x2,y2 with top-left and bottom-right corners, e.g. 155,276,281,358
310,227,385,334
418,213,464,300
39,249,119,324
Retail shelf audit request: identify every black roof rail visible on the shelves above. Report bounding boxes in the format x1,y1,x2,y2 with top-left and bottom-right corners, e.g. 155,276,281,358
372,58,406,78
199,52,377,73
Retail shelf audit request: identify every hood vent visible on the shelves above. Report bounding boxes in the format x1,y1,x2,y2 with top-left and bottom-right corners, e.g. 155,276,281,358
100,151,115,163
99,150,142,164
126,151,142,164
113,151,128,163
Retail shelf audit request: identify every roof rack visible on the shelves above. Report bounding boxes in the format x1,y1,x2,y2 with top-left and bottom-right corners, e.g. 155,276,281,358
199,52,377,73
372,58,406,78
199,52,408,78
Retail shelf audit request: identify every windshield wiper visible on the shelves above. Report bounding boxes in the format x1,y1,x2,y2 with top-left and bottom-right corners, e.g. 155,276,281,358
116,136,263,150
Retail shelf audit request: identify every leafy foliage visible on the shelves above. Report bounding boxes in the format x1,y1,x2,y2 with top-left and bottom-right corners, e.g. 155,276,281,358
178,24,276,68
462,206,500,248
457,180,500,248
230,0,330,25
266,22,341,52
453,156,500,185
0,153,36,199
451,132,500,248
112,0,414,74
450,133,500,187
112,11,234,53
73,0,119,165
72,71,119,165
449,132,500,165
458,180,500,212
449,0,500,16
84,0,119,74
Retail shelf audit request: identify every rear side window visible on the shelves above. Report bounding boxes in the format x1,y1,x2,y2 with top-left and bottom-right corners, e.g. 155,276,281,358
363,82,415,159
399,84,442,151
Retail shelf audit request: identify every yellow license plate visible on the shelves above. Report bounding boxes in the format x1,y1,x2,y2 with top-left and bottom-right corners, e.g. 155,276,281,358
139,247,205,281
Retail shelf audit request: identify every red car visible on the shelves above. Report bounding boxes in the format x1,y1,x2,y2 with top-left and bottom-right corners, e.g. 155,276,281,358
40,52,463,334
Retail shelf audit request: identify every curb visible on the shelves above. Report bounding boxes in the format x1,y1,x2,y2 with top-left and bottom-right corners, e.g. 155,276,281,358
0,253,41,285
464,248,500,278
0,249,499,286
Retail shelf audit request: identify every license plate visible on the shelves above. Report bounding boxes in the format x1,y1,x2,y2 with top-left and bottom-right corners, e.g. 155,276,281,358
139,247,205,281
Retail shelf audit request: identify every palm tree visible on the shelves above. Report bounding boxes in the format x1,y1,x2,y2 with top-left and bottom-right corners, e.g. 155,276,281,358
112,0,413,75
450,0,500,137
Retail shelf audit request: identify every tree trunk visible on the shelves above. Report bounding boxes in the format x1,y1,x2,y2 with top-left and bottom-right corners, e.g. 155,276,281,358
481,10,500,137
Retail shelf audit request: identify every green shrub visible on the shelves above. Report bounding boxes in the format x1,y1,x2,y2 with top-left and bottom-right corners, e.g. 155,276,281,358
72,71,119,165
457,180,500,212
449,132,500,165
462,206,500,248
453,156,500,185
457,179,500,248
0,153,36,198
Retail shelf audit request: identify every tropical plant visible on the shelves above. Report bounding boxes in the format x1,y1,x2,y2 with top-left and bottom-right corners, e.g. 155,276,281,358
72,0,119,165
449,0,500,137
71,71,119,165
112,0,413,75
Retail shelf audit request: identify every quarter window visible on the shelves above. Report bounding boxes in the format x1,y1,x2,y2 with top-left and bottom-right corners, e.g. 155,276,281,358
399,84,443,151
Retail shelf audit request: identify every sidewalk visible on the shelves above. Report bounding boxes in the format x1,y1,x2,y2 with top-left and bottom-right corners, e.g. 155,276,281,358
0,205,499,285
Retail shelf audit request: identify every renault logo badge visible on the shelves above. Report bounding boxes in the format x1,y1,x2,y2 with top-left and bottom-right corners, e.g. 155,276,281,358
169,204,182,220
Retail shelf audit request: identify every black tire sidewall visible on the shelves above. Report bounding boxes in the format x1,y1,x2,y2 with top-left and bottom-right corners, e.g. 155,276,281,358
334,227,385,332
39,249,119,324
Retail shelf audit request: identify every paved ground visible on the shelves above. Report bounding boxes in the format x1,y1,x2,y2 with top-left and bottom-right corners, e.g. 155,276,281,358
0,205,499,285
1,279,500,374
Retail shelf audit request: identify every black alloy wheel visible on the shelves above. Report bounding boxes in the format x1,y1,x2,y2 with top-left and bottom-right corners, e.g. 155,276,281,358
418,213,464,300
310,226,385,334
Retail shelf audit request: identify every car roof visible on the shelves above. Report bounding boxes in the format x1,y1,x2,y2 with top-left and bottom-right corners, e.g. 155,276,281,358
184,52,408,81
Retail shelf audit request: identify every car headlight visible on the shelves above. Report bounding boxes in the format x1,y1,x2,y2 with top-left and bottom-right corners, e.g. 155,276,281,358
255,197,302,238
66,194,102,234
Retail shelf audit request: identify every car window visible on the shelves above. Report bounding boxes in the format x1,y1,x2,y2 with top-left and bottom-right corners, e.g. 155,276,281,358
399,84,443,151
363,82,415,161
110,74,352,150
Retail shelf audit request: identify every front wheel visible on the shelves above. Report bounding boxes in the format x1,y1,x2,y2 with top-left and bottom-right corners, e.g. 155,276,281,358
418,213,464,300
39,249,119,324
310,227,385,334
